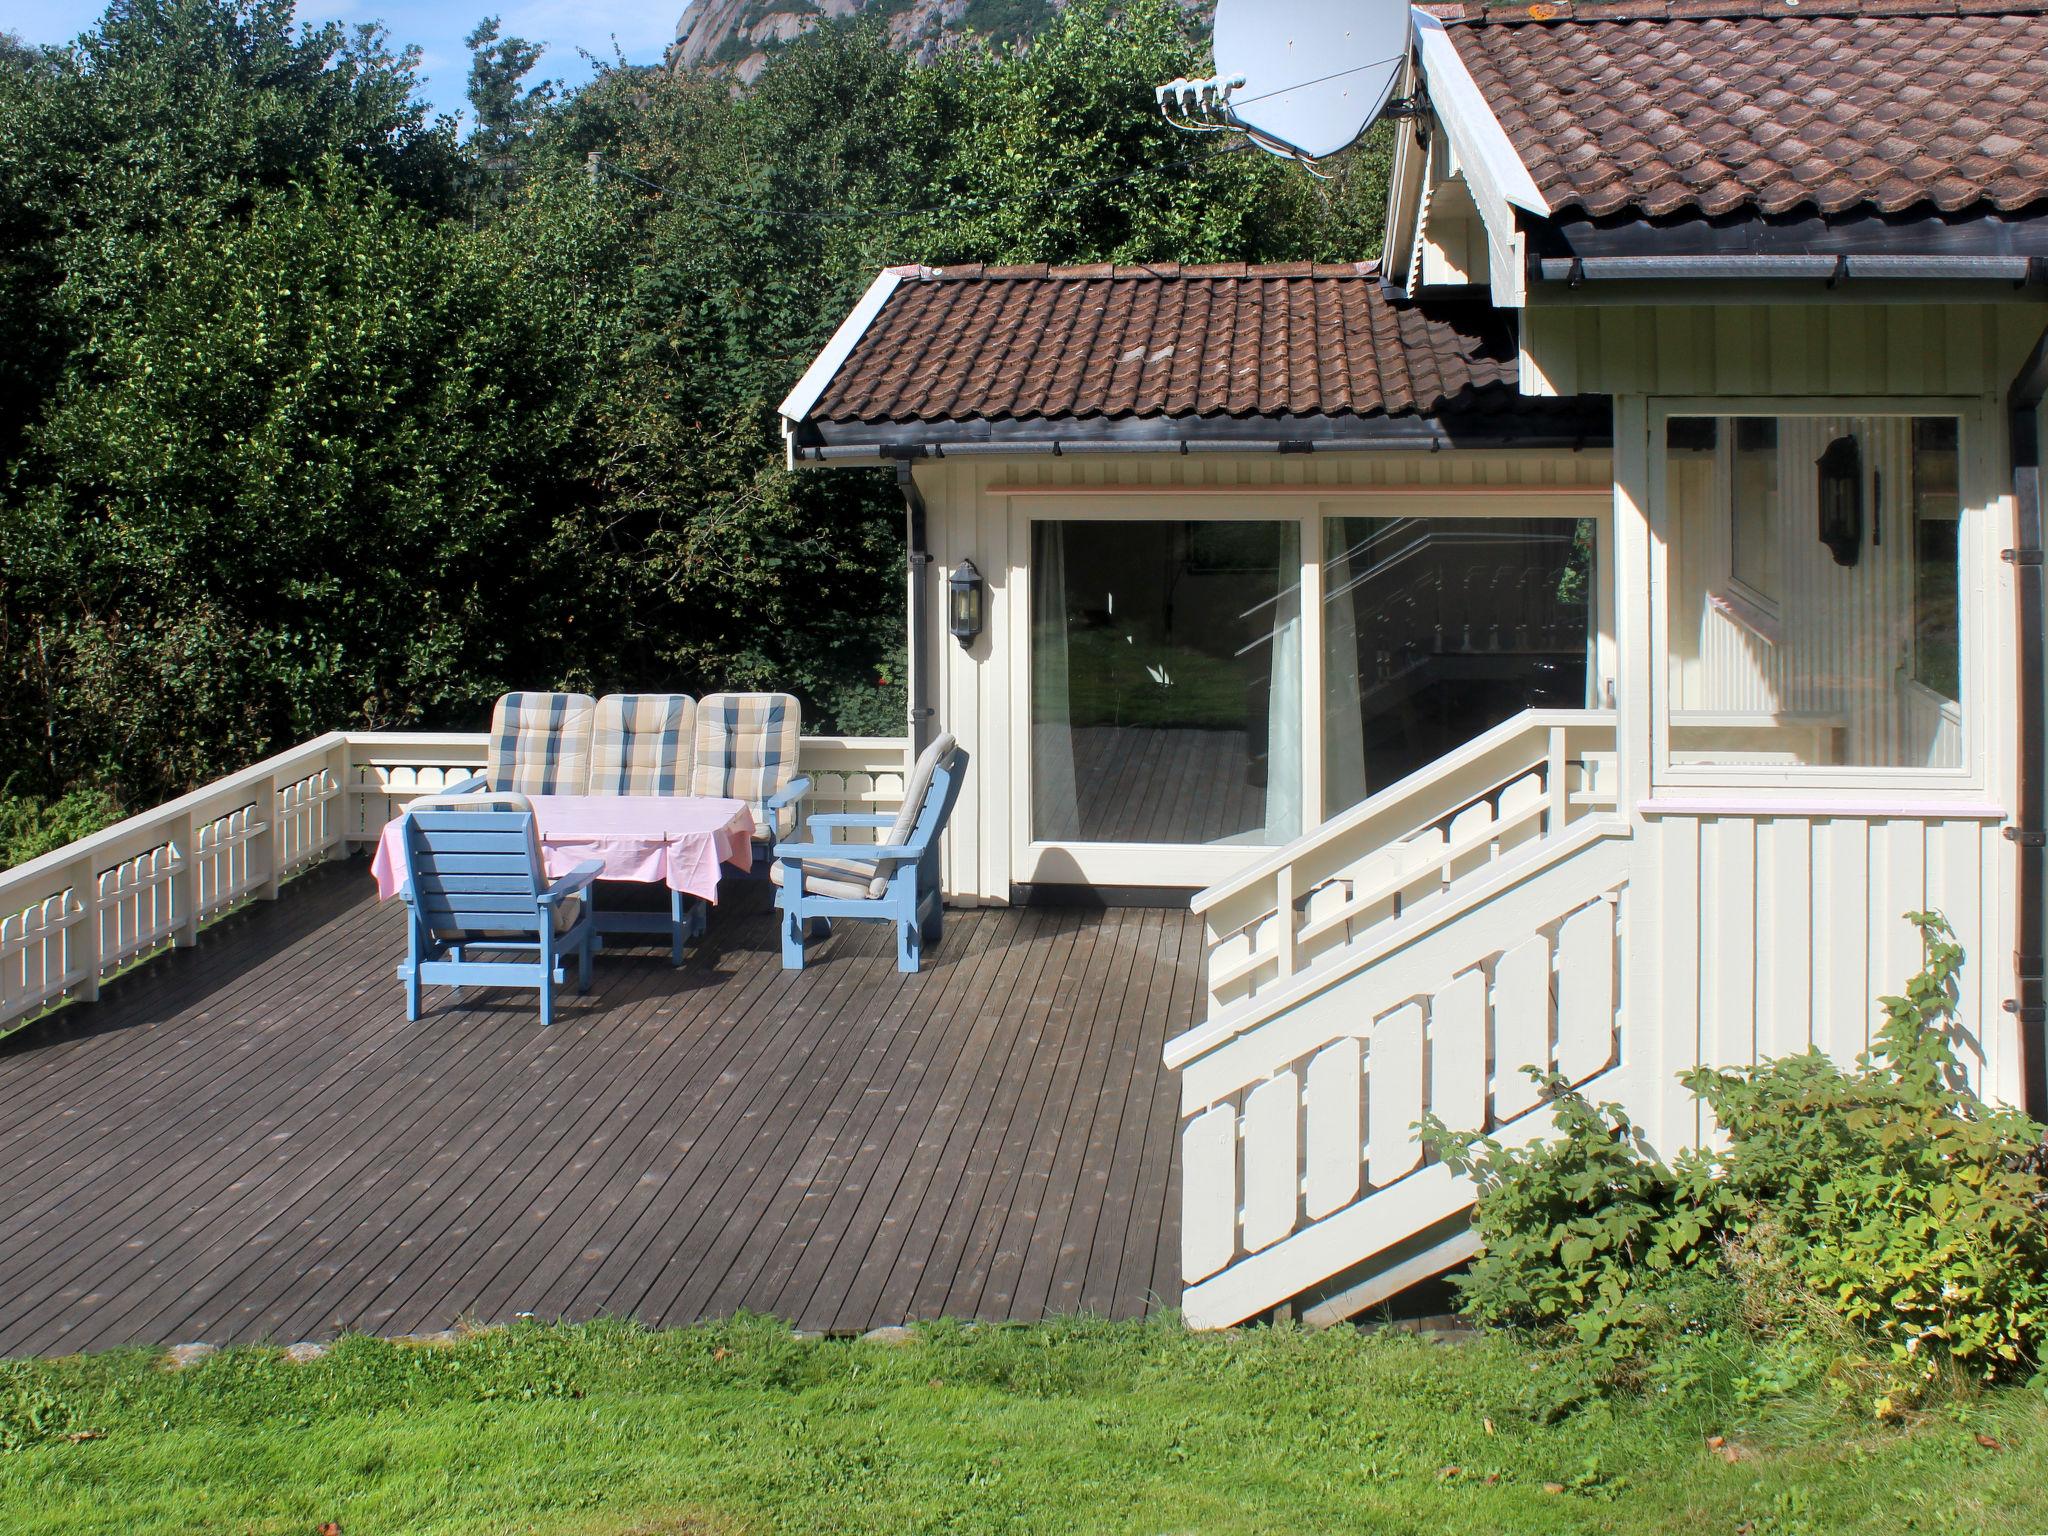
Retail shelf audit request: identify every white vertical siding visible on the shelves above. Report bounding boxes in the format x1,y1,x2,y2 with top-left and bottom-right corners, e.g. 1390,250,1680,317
1635,813,2016,1109
1522,302,2042,400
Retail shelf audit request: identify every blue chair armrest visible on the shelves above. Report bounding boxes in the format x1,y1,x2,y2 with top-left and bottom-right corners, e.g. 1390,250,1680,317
443,773,487,795
541,858,605,903
774,841,920,864
800,811,892,845
766,776,813,813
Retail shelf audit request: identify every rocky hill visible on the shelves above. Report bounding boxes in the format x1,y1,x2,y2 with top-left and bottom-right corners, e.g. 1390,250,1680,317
667,0,1073,82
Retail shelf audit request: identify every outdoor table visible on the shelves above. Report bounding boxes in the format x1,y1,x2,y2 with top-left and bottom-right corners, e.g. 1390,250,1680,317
371,794,756,964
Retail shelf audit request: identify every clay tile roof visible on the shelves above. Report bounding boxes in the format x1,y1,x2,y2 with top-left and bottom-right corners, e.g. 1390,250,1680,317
805,264,1527,425
1441,0,2048,219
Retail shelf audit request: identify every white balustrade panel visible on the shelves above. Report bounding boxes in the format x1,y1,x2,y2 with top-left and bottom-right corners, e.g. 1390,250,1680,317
1178,883,1628,1286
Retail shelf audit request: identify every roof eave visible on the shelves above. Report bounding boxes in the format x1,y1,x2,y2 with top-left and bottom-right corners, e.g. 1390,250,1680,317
787,405,1614,464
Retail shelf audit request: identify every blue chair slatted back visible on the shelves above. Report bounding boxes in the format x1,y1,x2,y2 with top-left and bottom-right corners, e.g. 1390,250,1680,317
909,746,967,886
401,797,550,940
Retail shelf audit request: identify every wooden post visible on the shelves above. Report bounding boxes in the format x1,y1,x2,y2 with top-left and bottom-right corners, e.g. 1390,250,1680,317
326,737,352,856
1274,866,1296,980
172,811,200,947
252,777,282,900
69,854,101,1003
1547,725,1569,837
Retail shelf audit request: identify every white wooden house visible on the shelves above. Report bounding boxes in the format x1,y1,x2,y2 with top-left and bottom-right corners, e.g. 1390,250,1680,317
780,0,2048,1327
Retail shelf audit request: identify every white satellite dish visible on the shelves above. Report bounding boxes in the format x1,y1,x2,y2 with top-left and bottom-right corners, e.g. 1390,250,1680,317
1158,0,1414,164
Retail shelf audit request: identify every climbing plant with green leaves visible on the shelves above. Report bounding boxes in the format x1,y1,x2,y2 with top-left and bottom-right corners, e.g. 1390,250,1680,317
1427,913,2048,1407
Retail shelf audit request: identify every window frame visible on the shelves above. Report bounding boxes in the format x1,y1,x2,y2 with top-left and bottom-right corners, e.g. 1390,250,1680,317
1005,490,1615,888
1646,396,1990,798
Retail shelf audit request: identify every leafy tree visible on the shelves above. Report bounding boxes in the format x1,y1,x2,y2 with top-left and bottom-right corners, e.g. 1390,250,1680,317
464,15,555,196
0,0,1391,819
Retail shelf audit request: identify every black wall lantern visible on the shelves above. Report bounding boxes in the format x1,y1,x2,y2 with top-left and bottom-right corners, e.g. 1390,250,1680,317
948,558,985,646
1816,434,1863,567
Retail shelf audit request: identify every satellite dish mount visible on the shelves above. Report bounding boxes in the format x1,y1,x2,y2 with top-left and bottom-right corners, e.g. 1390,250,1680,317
1158,0,1421,169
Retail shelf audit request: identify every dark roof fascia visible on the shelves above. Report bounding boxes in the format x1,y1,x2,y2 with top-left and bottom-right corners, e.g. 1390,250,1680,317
791,404,1613,462
1529,206,2048,261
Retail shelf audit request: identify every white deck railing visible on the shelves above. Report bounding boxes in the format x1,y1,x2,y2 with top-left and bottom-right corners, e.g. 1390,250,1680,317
1192,709,1619,1018
0,730,910,1036
1167,708,1629,1328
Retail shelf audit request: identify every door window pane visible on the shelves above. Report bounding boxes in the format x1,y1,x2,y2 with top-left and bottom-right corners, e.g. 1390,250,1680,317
1663,413,1964,771
1032,520,1302,845
1730,418,1782,605
1911,416,1961,701
1322,516,1593,812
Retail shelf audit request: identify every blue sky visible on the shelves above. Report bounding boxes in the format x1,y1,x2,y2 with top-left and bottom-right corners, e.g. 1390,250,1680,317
10,1,680,122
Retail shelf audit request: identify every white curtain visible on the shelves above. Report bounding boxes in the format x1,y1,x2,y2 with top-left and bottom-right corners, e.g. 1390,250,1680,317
1262,578,1304,843
1031,523,1080,840
1322,529,1369,814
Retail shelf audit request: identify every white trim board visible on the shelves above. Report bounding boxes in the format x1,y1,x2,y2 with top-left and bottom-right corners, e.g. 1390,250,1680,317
985,483,1610,499
1411,10,1548,219
776,266,920,426
1411,9,1548,308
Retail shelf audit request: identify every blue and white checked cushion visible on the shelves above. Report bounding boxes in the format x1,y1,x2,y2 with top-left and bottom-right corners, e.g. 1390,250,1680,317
590,693,697,796
486,692,597,796
692,692,801,834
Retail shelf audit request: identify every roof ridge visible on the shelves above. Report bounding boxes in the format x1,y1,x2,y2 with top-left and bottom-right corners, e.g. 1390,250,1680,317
1443,0,2048,25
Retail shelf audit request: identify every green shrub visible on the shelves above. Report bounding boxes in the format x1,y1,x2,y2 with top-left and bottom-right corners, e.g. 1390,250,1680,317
1427,913,2048,1409
0,785,122,871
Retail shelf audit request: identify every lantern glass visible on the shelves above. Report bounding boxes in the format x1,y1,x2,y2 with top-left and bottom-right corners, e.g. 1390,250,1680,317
948,559,984,644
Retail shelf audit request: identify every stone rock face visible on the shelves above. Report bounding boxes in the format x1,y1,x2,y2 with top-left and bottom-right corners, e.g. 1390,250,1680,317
668,0,1059,82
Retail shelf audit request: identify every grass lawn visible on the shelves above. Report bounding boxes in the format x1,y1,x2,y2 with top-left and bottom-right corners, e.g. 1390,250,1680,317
2,1316,2043,1535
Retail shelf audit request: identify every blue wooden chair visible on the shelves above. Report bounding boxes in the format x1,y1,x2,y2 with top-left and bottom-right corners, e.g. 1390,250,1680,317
396,792,602,1026
771,734,966,973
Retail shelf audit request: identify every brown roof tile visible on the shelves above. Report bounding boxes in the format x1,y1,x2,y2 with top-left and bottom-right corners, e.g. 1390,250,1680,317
805,265,1525,424
1444,0,2048,219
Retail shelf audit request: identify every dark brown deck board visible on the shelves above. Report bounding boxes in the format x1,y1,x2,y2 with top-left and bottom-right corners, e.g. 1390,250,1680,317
946,904,1111,1320
776,907,1027,1333
900,909,1085,1321
0,859,1194,1356
818,907,1048,1332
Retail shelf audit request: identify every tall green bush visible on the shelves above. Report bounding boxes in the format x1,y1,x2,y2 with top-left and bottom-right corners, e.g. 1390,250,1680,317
1,0,1388,817
1428,914,2048,1408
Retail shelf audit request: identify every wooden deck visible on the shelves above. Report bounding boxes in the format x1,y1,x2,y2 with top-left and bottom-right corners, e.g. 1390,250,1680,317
0,861,1195,1357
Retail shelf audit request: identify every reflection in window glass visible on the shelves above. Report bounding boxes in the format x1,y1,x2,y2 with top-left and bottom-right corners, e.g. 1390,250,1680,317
1730,417,1781,604
1322,517,1593,813
1031,520,1301,845
1663,414,1963,771
1911,417,1961,701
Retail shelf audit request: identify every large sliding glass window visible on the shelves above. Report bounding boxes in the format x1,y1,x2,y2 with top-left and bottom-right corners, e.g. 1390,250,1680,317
1321,516,1594,811
1031,520,1302,846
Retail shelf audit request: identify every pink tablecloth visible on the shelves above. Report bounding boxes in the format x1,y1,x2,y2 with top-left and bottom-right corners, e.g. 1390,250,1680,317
371,795,755,903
